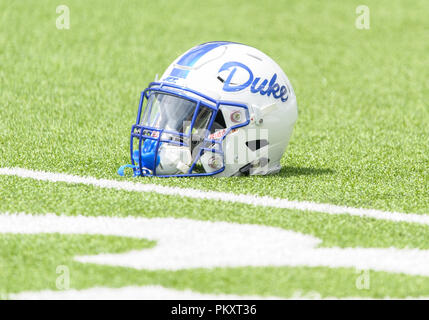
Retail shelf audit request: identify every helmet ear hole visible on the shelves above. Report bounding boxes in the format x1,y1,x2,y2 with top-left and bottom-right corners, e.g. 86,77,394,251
245,139,269,151
211,110,227,132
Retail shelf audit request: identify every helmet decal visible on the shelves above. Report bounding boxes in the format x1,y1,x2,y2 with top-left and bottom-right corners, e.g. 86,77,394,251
219,61,289,102
176,41,230,67
168,41,231,80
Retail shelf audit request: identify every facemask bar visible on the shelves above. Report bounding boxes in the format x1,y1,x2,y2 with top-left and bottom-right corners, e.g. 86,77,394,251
126,81,250,177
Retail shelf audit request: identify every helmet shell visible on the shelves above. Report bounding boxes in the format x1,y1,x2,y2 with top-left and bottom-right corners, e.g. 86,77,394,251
159,42,298,176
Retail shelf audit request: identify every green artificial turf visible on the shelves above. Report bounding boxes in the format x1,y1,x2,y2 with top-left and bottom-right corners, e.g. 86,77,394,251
0,0,428,298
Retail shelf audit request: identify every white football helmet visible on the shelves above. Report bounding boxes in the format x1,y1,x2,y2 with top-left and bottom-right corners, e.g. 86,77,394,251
118,41,298,177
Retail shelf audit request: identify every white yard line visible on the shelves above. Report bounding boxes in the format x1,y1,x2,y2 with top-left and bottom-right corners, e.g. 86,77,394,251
9,286,429,300
2,213,429,300
3,213,429,276
9,285,282,300
0,167,428,225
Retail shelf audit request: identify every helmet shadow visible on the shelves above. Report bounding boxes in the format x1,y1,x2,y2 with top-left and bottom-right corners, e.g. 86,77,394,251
276,166,335,178
245,166,335,179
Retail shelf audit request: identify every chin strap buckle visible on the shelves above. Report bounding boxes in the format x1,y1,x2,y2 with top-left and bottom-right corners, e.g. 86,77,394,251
117,164,139,177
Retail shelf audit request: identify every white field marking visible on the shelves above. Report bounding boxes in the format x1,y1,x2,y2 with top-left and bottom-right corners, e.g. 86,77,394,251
3,213,429,276
10,286,429,300
10,285,281,300
0,167,428,225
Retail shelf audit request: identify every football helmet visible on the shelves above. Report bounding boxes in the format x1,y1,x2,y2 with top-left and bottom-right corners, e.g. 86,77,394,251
118,41,297,177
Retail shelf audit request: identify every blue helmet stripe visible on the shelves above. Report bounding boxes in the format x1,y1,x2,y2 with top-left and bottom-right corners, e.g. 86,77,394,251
170,68,190,78
169,41,231,79
177,41,230,67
